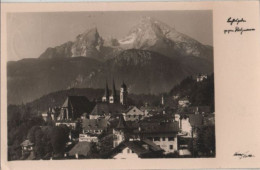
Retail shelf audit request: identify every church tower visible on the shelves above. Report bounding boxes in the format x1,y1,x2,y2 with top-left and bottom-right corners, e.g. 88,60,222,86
109,79,117,103
161,95,165,106
102,80,109,102
120,82,128,105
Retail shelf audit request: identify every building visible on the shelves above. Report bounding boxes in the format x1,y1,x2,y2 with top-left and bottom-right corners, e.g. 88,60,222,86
102,80,128,105
102,80,110,103
137,122,180,154
120,82,128,105
108,139,163,159
178,97,190,107
161,95,165,105
21,139,34,156
109,79,118,104
173,94,180,100
79,134,99,143
89,103,125,120
123,106,145,121
177,114,204,137
55,121,78,130
68,142,92,159
113,115,128,147
82,118,108,135
41,107,60,122
57,96,92,121
140,104,160,117
196,73,208,82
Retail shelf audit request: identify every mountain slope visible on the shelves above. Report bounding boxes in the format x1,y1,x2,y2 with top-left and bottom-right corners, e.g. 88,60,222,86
8,49,213,105
8,17,214,105
39,17,213,62
118,17,213,62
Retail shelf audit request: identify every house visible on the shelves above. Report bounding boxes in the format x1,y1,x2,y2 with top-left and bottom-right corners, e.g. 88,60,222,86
188,106,211,114
123,106,145,121
57,96,92,121
173,94,180,100
79,134,99,143
41,107,60,122
108,139,163,159
68,142,92,159
178,97,190,107
177,135,192,156
140,105,162,117
79,118,108,142
177,114,204,137
82,118,108,135
196,73,208,82
137,122,180,154
89,103,126,120
21,139,34,156
55,121,78,130
113,115,128,148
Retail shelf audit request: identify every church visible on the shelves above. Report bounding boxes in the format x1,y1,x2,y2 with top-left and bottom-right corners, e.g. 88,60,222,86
101,79,128,106
89,80,128,120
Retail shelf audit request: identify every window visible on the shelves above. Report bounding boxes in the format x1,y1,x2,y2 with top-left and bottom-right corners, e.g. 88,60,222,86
169,145,173,150
168,137,174,141
127,149,130,153
162,137,165,141
154,137,160,141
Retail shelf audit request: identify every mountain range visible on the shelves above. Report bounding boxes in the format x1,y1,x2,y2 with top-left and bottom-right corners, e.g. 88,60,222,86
7,16,213,105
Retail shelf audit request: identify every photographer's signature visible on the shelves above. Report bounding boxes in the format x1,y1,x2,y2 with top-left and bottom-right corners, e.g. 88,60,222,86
233,151,254,159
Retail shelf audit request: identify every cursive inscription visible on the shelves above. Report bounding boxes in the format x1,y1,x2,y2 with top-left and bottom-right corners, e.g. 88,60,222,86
234,152,255,159
224,17,255,35
227,17,246,25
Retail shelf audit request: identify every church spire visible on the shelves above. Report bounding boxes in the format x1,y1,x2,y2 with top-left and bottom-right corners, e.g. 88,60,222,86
102,80,109,102
111,78,116,97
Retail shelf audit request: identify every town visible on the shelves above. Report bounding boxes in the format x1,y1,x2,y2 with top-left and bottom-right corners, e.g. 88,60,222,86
16,73,215,160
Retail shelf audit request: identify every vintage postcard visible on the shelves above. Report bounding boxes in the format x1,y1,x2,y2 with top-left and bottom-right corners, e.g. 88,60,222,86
1,1,260,169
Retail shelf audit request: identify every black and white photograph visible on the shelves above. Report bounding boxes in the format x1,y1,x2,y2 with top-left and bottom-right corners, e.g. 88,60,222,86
7,10,215,160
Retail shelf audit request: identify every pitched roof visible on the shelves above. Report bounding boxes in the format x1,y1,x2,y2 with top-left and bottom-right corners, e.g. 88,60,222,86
103,80,109,98
58,96,92,119
68,142,92,157
116,115,127,129
111,79,117,96
21,140,34,146
90,103,125,116
62,96,90,110
121,82,127,89
188,106,211,113
82,119,108,131
108,140,163,158
138,121,179,134
125,106,144,116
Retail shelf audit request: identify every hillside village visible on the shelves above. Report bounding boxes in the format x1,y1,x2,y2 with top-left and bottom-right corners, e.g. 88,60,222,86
13,73,215,160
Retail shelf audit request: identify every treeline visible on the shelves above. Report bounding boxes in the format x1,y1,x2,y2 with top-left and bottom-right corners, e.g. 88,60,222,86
26,87,161,114
8,105,44,160
169,74,215,111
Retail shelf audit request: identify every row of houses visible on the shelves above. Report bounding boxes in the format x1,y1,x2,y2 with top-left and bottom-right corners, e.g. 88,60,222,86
23,80,214,159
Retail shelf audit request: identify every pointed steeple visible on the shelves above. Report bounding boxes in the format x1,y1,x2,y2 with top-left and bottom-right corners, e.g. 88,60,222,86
116,114,127,130
102,80,109,102
111,78,116,97
105,80,109,98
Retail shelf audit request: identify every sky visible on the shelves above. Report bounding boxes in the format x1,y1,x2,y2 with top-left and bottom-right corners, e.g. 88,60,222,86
7,10,213,61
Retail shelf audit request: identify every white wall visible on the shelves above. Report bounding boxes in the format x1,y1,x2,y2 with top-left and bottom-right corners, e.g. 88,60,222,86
113,147,140,159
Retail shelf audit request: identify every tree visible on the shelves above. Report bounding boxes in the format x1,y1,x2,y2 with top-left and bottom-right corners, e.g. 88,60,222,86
193,125,215,157
50,126,69,155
